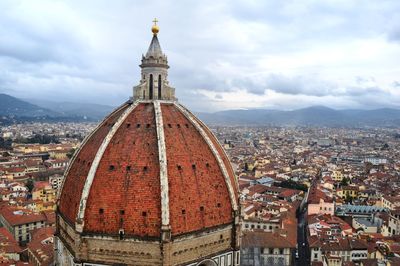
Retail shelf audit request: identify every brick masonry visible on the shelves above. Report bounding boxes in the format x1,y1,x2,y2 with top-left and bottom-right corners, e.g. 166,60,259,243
57,101,240,265
58,103,130,226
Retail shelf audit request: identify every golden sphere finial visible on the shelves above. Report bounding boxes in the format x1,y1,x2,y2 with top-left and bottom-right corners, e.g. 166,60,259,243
152,18,159,35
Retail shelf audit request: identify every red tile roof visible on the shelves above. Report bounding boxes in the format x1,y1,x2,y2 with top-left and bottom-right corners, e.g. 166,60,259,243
0,206,46,226
27,227,55,266
0,227,22,254
242,230,296,249
58,102,238,238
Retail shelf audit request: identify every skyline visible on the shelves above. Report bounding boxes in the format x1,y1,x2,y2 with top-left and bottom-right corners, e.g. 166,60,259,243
1,0,400,112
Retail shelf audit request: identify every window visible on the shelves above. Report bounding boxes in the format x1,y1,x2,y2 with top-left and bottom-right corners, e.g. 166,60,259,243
119,229,124,240
149,74,153,99
158,74,162,99
279,248,284,255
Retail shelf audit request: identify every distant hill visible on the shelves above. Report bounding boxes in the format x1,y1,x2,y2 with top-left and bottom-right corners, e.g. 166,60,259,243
0,94,101,125
0,93,59,117
1,93,399,127
26,99,115,120
197,106,400,127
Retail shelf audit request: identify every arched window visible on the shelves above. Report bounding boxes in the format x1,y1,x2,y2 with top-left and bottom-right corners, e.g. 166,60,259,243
149,74,153,99
197,259,217,266
158,74,162,99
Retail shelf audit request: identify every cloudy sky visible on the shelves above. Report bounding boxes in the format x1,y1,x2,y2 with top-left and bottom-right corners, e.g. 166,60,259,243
1,0,400,112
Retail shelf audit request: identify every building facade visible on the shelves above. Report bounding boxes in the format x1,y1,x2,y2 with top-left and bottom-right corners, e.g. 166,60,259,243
0,206,48,244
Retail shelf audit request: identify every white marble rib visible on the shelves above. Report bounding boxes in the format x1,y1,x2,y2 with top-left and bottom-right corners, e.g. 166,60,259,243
75,101,139,231
57,102,130,202
174,103,238,211
154,101,170,226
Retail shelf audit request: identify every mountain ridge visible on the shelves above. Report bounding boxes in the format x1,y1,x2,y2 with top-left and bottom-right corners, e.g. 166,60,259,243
1,93,399,127
25,98,115,120
0,93,60,117
196,106,400,127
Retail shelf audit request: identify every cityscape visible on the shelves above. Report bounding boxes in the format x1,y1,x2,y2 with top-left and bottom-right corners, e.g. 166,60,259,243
1,1,400,266
1,120,400,265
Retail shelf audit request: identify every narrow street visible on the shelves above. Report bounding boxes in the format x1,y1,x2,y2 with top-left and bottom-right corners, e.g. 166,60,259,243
296,207,310,266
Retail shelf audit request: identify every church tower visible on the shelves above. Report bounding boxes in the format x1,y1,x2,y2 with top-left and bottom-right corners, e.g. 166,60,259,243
55,21,240,266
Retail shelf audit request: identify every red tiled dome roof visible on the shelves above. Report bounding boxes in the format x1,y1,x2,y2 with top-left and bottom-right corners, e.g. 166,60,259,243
58,101,238,238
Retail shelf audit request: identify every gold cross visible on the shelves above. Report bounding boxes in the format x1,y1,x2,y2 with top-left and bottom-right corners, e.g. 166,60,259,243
153,18,158,26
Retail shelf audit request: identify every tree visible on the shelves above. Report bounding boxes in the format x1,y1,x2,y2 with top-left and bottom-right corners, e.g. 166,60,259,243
0,137,12,149
67,148,76,159
277,180,308,192
340,177,349,187
15,134,60,144
345,194,353,204
26,179,34,193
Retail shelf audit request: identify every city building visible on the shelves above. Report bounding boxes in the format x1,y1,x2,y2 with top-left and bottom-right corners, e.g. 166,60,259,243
241,231,296,266
0,227,22,262
27,227,55,266
0,206,50,244
307,187,335,216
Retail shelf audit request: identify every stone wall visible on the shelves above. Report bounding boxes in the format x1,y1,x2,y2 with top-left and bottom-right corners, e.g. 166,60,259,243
56,214,239,266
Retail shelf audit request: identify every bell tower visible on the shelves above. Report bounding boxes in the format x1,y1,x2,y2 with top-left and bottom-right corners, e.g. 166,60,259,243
133,19,176,101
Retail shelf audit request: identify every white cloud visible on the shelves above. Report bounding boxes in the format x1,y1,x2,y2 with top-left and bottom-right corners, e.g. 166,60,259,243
0,0,399,111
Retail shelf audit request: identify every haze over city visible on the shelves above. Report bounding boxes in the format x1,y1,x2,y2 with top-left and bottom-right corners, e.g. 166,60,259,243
1,0,400,112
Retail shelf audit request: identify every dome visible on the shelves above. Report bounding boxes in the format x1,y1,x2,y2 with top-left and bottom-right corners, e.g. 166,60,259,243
55,21,240,266
58,101,238,237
